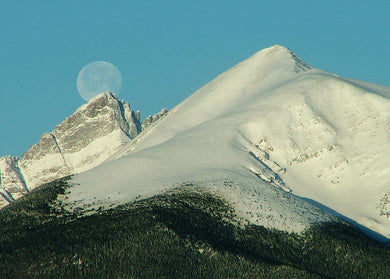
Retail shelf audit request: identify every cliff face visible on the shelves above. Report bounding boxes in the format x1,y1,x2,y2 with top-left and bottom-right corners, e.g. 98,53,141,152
0,92,149,207
0,156,27,203
141,108,168,129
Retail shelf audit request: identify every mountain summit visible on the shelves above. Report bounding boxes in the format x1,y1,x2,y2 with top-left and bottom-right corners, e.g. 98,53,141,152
18,92,142,187
66,45,390,240
2,45,390,241
2,45,390,277
241,44,311,73
0,92,166,206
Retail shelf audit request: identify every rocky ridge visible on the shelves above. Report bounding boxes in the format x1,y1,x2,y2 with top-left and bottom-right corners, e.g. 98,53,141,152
0,91,167,207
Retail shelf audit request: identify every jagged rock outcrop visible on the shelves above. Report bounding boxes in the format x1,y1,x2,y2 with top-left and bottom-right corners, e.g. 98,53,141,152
0,91,166,207
141,108,168,129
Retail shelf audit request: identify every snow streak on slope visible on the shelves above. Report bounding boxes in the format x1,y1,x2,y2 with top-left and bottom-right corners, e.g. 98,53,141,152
68,45,390,239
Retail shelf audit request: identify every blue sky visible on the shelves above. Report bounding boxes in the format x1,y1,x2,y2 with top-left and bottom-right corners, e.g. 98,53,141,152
1,1,389,157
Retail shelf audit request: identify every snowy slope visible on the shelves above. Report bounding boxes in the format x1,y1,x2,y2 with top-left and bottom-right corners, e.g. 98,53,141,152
68,45,390,239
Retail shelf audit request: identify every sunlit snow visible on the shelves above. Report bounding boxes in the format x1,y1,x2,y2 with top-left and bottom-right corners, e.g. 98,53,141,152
68,45,390,239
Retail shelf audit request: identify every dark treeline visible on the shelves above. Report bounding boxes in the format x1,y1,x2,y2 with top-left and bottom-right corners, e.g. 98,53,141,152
0,178,389,278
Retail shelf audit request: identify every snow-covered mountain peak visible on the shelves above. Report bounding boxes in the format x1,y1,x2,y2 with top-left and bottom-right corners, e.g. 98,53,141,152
88,91,121,105
246,44,311,74
69,46,390,240
77,91,125,115
0,86,171,209
185,44,313,104
0,91,144,207
114,45,314,156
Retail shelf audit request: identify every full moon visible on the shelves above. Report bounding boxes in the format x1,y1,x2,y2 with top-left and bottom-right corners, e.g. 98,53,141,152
77,61,122,101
